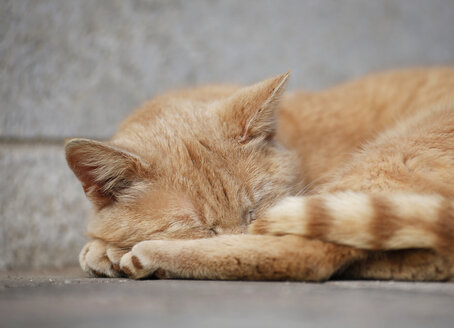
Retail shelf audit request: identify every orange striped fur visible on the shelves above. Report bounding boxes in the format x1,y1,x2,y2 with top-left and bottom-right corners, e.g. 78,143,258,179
66,68,454,281
250,192,454,255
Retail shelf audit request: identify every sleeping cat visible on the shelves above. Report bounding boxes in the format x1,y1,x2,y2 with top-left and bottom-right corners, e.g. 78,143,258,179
66,68,454,281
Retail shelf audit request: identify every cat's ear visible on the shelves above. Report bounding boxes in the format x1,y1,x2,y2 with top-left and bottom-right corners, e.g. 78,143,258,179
221,72,289,143
65,138,149,208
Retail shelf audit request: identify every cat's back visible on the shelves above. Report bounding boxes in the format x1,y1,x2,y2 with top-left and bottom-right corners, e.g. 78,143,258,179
278,68,454,185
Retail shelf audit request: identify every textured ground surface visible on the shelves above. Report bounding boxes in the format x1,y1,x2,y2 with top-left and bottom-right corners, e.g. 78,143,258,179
1,269,454,328
1,0,454,270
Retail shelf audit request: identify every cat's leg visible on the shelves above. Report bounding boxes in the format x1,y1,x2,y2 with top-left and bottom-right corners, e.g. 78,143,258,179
339,249,454,281
119,235,366,280
79,239,129,277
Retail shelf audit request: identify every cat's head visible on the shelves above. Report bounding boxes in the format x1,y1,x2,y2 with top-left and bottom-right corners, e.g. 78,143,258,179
65,73,298,248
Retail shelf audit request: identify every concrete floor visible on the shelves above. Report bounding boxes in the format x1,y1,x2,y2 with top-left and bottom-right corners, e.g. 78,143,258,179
1,268,454,328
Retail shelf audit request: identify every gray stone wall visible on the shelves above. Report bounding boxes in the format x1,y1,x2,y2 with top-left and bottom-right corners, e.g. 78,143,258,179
1,0,453,270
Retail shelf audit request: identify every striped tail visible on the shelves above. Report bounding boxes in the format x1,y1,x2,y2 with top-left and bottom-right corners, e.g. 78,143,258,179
250,191,454,255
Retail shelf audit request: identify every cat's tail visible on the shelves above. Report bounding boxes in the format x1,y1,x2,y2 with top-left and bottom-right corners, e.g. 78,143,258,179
249,191,454,255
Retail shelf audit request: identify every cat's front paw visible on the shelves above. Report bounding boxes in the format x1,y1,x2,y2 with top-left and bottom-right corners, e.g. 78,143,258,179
79,239,128,278
249,196,304,235
120,240,171,280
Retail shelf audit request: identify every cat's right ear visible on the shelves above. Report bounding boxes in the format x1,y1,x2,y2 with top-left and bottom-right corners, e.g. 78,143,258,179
65,138,149,209
220,72,289,144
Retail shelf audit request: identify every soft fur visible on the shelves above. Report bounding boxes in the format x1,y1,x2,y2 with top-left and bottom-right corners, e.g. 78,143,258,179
66,68,454,281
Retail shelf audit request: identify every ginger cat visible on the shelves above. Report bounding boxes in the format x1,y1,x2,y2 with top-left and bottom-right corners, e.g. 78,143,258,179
66,68,454,281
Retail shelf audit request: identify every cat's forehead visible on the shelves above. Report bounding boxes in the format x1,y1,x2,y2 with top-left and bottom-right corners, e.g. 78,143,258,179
118,100,226,148
114,102,252,190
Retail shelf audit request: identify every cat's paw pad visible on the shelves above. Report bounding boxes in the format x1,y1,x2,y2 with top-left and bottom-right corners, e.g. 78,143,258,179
79,240,127,278
120,240,169,279
249,196,304,235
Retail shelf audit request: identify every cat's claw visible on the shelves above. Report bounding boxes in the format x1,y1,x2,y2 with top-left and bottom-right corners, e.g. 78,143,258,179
79,239,127,278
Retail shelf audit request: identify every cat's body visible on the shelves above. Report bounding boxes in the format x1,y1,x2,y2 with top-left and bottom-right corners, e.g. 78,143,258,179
66,68,454,281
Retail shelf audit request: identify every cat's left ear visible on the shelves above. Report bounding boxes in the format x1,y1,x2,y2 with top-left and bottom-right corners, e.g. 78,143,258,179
65,138,150,208
221,72,289,143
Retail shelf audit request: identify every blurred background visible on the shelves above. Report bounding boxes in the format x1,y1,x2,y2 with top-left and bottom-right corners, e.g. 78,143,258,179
1,0,453,271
